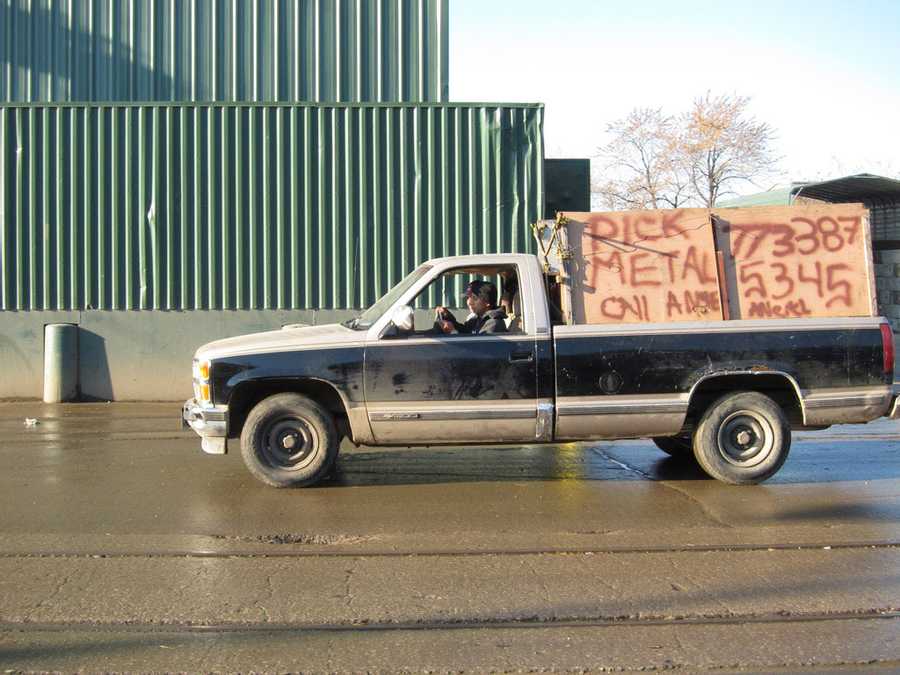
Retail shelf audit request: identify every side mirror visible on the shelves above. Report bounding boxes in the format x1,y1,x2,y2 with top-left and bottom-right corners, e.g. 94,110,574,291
390,305,415,332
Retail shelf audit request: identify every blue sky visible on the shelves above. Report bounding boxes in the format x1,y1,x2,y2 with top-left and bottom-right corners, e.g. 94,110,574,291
451,0,900,191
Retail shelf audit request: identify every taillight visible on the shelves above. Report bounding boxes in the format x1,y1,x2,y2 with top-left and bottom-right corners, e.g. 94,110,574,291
881,323,894,376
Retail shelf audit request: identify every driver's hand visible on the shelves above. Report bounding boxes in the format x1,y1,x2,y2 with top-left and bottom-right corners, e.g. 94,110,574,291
435,306,449,320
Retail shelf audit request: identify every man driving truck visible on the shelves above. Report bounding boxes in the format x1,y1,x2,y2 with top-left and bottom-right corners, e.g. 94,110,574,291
434,280,508,335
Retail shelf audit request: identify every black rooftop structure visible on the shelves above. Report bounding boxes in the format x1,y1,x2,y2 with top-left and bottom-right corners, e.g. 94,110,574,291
793,173,900,205
721,174,900,248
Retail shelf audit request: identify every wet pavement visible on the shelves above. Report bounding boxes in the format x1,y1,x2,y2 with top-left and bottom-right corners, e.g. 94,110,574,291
0,401,898,671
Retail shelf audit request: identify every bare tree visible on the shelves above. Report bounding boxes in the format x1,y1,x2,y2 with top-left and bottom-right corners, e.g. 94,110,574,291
595,108,690,211
680,93,778,207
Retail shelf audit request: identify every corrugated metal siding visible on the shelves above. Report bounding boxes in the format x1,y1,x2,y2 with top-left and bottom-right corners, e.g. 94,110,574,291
1,0,448,103
0,102,544,311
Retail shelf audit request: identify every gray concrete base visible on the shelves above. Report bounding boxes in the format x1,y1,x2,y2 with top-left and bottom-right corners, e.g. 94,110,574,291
0,310,357,401
3,307,898,401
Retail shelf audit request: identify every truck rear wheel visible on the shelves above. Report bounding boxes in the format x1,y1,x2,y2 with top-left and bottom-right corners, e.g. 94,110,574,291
652,436,693,458
240,393,339,488
694,391,790,485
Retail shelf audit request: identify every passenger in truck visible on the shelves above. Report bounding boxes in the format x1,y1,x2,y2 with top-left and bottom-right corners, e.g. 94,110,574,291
433,280,509,335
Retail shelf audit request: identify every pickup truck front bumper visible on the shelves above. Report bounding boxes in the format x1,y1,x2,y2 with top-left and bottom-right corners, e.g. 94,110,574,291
182,399,229,454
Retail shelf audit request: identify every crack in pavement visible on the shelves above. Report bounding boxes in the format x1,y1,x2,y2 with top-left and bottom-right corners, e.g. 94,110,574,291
28,570,72,622
576,553,619,599
524,557,551,605
670,627,690,663
590,446,733,529
259,573,275,623
589,445,656,480
343,566,354,609
657,480,734,529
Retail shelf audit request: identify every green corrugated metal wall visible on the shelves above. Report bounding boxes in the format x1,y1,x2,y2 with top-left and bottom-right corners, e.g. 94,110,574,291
0,102,544,311
1,0,448,103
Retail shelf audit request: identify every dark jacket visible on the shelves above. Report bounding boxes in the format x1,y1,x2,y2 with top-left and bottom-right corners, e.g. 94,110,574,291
436,307,508,335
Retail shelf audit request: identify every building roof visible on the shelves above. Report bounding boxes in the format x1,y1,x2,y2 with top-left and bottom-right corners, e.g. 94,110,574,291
717,187,796,207
717,174,900,207
792,174,900,204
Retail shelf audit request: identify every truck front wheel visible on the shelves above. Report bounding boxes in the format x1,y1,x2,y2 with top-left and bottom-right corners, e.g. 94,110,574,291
694,391,790,485
240,393,339,488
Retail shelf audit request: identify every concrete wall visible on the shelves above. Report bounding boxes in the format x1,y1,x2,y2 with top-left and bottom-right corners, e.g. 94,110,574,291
0,310,357,401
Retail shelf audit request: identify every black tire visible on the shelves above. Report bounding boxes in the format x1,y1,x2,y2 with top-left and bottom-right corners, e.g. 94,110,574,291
240,393,339,488
693,391,790,485
652,435,694,457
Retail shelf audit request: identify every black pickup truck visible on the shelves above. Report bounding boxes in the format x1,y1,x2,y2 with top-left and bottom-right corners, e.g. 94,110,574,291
183,253,899,487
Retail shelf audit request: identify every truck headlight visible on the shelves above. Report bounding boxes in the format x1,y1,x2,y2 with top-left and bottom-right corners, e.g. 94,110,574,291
193,359,211,403
192,359,210,381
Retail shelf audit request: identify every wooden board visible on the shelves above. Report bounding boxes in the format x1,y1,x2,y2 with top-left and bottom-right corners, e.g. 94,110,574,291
553,203,875,325
714,203,874,319
561,209,724,324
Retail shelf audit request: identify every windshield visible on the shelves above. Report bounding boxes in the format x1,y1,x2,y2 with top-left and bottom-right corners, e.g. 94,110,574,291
342,265,433,330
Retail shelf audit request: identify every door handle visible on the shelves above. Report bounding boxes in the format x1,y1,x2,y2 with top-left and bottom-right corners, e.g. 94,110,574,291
508,350,534,363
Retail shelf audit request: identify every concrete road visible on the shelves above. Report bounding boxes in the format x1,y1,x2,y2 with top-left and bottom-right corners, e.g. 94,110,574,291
0,402,898,671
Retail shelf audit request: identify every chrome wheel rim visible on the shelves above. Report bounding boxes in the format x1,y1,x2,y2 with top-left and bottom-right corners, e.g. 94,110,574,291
261,417,319,471
716,410,775,468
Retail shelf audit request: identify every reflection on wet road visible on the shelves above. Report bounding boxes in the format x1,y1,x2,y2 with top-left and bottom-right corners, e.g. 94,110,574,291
0,402,898,670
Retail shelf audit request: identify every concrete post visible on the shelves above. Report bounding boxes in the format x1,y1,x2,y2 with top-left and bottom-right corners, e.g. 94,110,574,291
43,324,79,403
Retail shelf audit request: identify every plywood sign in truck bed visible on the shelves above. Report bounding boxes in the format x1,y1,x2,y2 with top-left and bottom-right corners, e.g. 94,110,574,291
541,203,875,325
183,204,898,488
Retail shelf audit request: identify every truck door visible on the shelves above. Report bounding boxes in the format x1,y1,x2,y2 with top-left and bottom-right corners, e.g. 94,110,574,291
363,265,545,444
553,325,689,440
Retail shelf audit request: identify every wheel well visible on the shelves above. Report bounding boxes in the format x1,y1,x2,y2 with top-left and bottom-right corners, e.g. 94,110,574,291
227,379,350,441
685,374,803,430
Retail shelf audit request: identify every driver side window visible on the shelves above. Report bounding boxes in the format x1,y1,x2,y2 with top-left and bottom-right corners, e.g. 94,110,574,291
387,265,523,338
